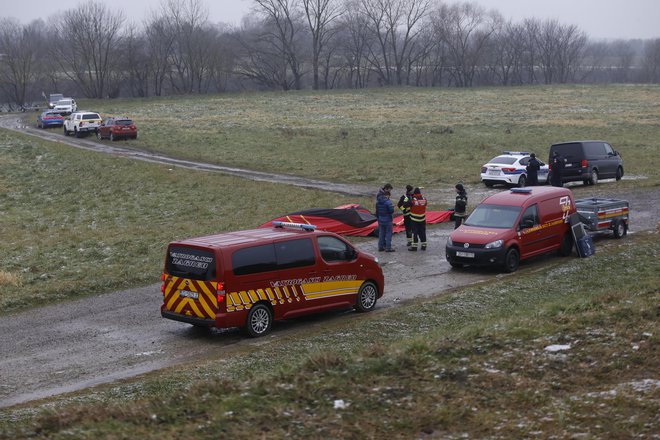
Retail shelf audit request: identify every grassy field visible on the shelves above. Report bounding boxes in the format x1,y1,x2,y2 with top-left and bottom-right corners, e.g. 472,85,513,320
2,86,658,436
1,233,657,439
0,130,367,314
65,85,660,187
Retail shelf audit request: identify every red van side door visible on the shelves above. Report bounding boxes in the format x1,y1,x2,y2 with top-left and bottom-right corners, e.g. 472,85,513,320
313,235,363,309
517,203,547,258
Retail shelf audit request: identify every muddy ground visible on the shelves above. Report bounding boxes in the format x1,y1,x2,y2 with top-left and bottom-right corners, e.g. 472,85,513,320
1,115,658,409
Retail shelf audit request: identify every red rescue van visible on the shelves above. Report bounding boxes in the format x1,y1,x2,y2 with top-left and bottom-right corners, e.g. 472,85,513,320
445,187,576,272
161,222,384,337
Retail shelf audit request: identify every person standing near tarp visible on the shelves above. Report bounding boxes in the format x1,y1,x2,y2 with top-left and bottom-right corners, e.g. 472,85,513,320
409,187,428,251
454,183,468,229
526,153,541,186
376,183,395,252
397,184,414,247
550,151,564,187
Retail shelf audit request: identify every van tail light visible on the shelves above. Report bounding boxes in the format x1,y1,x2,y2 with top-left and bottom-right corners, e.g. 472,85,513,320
217,282,226,303
581,159,588,167
161,273,168,295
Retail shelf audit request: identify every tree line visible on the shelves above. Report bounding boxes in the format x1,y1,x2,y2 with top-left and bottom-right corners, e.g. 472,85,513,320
1,0,659,107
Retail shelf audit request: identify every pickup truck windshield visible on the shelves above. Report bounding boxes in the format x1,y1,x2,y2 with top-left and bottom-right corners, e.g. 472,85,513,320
464,204,521,229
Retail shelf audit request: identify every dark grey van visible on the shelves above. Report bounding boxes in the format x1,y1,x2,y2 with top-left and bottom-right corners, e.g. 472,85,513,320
548,140,623,185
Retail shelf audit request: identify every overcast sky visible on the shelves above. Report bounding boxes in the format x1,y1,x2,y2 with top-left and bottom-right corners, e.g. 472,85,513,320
2,0,658,40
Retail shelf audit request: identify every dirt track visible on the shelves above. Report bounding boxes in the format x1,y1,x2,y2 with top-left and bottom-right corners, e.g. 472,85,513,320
1,114,658,409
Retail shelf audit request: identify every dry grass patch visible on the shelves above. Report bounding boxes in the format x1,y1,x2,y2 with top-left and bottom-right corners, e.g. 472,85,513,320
0,270,22,287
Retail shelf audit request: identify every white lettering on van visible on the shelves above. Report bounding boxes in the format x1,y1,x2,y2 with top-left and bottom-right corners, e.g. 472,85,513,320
271,277,322,287
322,274,358,282
170,252,213,270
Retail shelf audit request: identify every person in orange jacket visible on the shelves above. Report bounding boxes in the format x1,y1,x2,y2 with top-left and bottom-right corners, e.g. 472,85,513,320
409,187,427,251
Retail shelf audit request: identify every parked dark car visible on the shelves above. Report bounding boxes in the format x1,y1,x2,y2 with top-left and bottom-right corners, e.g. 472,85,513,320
96,117,138,141
36,110,65,128
548,140,623,185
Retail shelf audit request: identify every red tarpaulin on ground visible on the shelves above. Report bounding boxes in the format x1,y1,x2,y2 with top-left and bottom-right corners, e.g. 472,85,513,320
260,204,453,236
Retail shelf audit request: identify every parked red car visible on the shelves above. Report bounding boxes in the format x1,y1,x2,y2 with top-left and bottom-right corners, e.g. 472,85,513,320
96,117,138,141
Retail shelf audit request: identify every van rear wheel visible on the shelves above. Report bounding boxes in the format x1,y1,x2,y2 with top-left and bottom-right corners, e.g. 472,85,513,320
355,281,377,312
589,170,599,185
245,303,272,337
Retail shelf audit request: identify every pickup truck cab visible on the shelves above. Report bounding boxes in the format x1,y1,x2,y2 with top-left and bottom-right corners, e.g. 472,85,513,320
446,187,576,272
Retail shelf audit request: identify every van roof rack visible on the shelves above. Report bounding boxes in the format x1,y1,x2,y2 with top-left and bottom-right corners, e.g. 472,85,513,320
272,221,316,231
510,188,533,194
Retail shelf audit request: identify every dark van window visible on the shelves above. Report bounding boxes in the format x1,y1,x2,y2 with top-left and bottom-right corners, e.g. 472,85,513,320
168,246,216,281
318,236,356,262
232,244,277,276
584,142,606,157
552,143,581,161
275,238,315,269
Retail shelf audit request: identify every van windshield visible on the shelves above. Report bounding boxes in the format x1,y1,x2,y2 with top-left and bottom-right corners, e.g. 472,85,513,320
167,246,216,281
464,204,521,229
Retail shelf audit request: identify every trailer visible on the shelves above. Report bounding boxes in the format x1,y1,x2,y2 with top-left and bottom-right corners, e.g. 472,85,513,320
575,198,629,239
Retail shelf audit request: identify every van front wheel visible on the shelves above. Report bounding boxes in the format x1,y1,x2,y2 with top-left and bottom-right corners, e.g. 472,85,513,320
245,303,272,337
355,281,377,312
503,248,519,273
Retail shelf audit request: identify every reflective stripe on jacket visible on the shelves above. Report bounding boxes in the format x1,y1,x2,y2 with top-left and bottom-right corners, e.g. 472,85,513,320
410,195,427,222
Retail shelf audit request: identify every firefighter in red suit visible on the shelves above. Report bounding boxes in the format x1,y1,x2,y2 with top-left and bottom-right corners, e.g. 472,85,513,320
409,187,427,251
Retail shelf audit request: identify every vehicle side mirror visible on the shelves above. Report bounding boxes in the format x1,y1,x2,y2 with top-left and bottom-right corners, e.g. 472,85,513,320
520,219,534,229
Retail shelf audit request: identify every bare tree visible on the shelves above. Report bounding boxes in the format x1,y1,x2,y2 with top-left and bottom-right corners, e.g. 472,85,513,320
0,19,44,107
641,38,660,83
360,0,430,86
50,2,124,98
431,2,499,87
251,0,306,90
143,13,176,96
536,19,586,84
301,0,343,89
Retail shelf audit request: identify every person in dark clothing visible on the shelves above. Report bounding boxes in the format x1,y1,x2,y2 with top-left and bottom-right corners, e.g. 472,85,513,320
376,185,395,252
526,153,542,186
550,151,564,187
397,185,414,247
409,187,427,251
453,183,468,229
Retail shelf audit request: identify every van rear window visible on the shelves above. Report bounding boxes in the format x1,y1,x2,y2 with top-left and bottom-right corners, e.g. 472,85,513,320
167,246,216,281
551,143,581,160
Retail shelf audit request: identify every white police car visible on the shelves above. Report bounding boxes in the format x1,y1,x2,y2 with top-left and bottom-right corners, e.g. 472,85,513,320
480,152,549,187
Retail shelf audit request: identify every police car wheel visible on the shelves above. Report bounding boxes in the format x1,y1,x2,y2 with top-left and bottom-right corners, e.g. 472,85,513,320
517,175,527,188
246,303,272,337
503,248,519,273
355,281,377,313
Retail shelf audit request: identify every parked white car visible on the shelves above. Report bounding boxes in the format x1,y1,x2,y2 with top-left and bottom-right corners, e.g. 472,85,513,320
53,98,77,115
480,151,549,187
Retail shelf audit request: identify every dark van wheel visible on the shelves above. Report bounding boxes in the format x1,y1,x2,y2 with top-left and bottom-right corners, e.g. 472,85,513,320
589,169,599,185
245,303,272,337
616,167,623,181
613,220,627,238
503,248,519,273
559,233,574,256
355,281,378,312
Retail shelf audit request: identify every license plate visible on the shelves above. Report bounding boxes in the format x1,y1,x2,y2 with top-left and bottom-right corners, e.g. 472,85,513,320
179,290,198,299
456,251,475,258
488,170,499,175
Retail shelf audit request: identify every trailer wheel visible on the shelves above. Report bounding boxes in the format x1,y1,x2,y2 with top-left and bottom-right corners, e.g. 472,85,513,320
612,220,627,239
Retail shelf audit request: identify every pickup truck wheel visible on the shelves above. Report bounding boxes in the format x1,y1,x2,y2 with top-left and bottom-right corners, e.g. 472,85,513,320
245,303,272,337
355,281,377,312
559,233,574,256
74,128,81,138
612,220,627,239
63,126,69,136
590,169,599,185
503,248,519,273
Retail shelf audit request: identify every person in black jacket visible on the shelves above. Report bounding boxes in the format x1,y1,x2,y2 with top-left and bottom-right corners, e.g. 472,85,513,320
397,185,414,247
550,151,564,187
454,183,468,229
526,153,542,186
